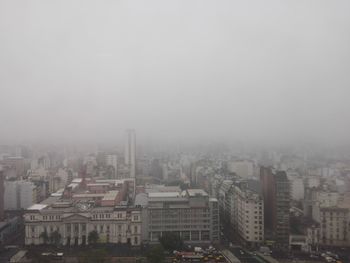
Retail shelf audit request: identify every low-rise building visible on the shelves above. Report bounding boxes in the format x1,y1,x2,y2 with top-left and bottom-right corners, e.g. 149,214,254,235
24,177,141,246
142,189,219,245
24,203,141,246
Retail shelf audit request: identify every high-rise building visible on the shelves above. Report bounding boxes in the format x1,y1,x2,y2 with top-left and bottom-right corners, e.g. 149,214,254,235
4,181,36,210
125,129,136,178
0,169,4,221
260,167,290,250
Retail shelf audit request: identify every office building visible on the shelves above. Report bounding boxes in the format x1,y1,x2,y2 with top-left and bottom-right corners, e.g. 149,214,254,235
0,170,4,221
142,189,219,244
260,167,290,249
125,130,136,179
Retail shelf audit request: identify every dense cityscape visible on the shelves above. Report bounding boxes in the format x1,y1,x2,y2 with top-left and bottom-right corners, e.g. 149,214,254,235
0,131,349,262
1,0,350,262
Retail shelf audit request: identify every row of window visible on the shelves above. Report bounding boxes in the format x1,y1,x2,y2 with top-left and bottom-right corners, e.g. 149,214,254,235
29,213,140,221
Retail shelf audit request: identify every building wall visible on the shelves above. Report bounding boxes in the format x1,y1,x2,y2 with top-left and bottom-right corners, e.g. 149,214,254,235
319,207,350,247
260,168,290,249
106,155,118,179
4,181,17,210
24,208,142,246
4,181,35,210
227,160,255,179
275,172,290,248
144,193,219,244
0,171,4,221
125,130,136,179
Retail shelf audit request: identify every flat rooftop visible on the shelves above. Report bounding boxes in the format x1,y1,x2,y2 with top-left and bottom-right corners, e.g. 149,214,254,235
148,192,180,198
27,204,48,211
102,190,119,201
186,189,208,197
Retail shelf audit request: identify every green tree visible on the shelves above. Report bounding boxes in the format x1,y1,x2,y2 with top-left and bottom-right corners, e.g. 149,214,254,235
39,231,49,245
88,230,99,245
159,232,184,251
147,245,165,263
49,230,62,246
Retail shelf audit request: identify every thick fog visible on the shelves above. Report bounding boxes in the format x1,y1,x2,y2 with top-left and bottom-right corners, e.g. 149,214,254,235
0,0,349,145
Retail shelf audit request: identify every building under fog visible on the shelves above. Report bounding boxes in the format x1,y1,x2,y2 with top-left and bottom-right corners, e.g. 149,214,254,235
141,189,220,245
125,130,136,179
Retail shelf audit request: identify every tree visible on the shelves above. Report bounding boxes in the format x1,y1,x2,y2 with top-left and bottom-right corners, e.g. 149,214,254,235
159,232,184,251
147,245,165,263
49,230,62,246
88,230,99,245
39,231,49,245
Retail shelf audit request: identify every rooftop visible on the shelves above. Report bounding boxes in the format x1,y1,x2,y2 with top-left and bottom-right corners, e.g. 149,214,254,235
102,190,119,201
186,189,208,197
148,192,181,198
27,204,48,211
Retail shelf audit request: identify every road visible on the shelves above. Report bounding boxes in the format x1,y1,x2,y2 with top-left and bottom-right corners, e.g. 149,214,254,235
0,248,21,263
229,247,269,263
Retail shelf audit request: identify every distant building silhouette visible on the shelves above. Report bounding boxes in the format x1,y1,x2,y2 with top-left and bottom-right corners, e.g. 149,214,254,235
0,169,4,221
125,129,136,178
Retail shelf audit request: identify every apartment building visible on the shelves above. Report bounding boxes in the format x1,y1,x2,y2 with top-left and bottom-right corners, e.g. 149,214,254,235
234,181,264,248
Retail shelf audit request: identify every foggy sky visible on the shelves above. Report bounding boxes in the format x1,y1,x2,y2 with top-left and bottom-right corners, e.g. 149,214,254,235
1,0,350,145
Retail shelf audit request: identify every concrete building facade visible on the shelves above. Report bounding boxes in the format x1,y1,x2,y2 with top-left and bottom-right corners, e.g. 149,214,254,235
24,203,141,246
142,189,219,245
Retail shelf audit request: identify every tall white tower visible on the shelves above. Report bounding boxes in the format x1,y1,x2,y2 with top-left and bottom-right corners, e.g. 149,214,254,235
125,129,136,178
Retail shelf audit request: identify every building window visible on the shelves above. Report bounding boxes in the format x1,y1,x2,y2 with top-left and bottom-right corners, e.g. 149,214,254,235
201,231,210,240
191,231,199,241
182,231,190,241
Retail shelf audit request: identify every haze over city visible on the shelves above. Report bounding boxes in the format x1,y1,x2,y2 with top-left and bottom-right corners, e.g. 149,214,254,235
1,0,350,145
1,1,350,263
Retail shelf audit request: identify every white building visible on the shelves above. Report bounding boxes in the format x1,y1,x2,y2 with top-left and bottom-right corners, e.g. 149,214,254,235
233,181,264,248
288,176,305,201
215,177,264,248
24,204,141,246
106,155,118,179
227,160,255,179
125,130,136,178
4,181,36,210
